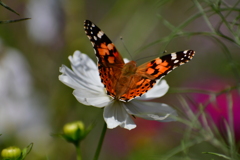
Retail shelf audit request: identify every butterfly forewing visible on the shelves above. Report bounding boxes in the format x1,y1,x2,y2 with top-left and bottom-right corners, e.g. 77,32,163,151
84,20,125,98
84,20,124,66
139,50,195,80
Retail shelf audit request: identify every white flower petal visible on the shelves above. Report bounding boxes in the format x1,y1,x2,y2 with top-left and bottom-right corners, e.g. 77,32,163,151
59,51,111,108
73,89,111,108
104,101,136,130
123,58,130,63
137,79,169,100
124,100,177,122
69,51,102,86
59,65,103,92
59,51,104,92
59,65,81,89
70,50,97,70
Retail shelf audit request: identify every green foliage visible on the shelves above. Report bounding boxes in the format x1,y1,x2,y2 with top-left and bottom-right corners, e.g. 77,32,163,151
20,144,33,160
0,1,20,15
0,18,30,24
0,1,29,24
149,0,240,159
202,152,231,160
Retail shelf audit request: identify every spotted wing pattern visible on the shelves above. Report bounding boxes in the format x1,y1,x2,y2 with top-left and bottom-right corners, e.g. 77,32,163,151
84,20,124,99
140,50,195,79
118,50,195,102
84,20,195,102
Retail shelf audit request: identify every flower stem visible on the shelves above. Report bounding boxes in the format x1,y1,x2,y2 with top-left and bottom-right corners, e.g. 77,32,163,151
76,145,82,160
93,123,107,160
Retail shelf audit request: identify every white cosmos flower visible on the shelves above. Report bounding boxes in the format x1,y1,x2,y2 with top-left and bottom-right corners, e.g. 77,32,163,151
59,50,177,130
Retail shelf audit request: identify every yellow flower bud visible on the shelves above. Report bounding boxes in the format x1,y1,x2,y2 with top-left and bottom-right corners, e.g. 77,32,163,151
63,121,85,141
1,146,21,160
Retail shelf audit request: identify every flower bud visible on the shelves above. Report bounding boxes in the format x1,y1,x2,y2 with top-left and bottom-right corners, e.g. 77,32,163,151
63,121,85,143
1,146,21,160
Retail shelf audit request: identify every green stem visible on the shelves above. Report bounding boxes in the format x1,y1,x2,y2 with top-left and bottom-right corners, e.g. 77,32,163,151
93,123,107,160
76,145,81,160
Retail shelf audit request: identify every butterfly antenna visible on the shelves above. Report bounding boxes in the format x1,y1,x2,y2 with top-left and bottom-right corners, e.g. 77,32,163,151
134,50,168,63
134,55,156,63
120,36,133,60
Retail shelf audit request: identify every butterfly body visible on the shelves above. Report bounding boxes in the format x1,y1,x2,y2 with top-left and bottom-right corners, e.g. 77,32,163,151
84,20,195,102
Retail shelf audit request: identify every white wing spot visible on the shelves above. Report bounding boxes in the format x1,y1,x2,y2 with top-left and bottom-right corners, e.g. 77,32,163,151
92,24,95,27
174,60,179,63
87,35,91,39
183,50,188,54
171,53,177,60
180,62,184,65
97,31,104,38
93,36,97,41
181,58,184,60
167,70,172,74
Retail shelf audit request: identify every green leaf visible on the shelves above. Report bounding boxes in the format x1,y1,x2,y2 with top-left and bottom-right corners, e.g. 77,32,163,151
0,1,20,15
20,143,33,160
202,152,231,160
0,18,30,24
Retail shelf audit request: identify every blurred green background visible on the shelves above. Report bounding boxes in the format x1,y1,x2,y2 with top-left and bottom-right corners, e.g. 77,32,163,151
0,0,240,159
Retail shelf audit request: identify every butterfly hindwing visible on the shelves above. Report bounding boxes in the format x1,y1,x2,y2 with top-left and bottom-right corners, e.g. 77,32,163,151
120,50,195,102
119,77,156,102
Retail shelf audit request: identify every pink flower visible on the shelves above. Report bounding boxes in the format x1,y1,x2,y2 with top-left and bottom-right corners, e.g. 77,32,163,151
189,77,240,141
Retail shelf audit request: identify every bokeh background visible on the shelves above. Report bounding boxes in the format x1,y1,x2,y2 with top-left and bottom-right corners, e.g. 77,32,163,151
0,0,240,159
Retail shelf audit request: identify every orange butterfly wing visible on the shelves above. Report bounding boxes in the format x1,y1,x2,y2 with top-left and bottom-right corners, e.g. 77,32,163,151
118,50,195,101
84,20,195,102
84,20,124,99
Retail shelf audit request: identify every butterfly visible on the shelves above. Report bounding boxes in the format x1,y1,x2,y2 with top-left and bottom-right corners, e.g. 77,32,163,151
84,20,195,102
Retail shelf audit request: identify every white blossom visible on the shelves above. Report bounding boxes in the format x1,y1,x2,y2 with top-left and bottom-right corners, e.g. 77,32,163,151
59,50,177,130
